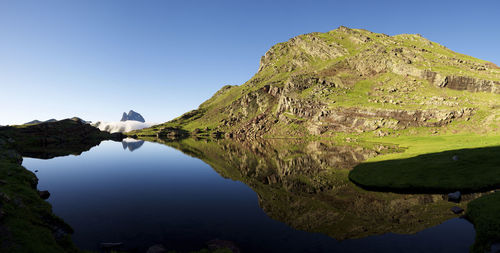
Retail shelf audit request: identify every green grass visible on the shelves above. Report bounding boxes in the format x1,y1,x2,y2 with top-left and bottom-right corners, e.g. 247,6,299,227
349,145,500,193
466,192,500,253
0,158,78,253
362,134,500,161
349,134,500,192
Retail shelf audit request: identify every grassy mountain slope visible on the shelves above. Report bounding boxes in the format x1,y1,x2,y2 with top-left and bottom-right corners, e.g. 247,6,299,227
133,26,500,138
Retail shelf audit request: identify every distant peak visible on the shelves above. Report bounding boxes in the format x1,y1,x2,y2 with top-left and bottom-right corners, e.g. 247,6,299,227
120,110,145,122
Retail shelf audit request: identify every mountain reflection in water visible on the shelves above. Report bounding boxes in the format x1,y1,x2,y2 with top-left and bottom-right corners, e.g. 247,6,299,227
122,137,145,152
159,137,477,240
22,138,476,252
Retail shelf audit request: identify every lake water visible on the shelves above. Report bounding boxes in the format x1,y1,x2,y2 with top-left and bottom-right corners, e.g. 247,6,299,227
22,139,476,253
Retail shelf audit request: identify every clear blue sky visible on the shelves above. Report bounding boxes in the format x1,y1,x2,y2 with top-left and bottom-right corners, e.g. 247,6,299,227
1,0,499,125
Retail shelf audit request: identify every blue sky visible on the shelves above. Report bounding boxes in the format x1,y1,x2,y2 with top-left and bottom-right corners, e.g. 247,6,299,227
1,0,499,125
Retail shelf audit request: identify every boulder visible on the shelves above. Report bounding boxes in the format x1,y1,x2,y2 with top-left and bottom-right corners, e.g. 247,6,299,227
38,190,50,200
448,191,461,202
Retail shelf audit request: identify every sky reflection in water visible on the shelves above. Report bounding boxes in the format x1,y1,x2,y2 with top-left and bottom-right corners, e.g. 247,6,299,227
22,140,475,253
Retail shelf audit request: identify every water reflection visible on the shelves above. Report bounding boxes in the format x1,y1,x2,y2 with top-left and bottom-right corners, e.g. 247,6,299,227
157,137,477,240
122,137,145,152
22,138,477,252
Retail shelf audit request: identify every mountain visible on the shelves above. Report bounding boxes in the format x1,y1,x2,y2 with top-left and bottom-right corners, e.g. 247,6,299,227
122,137,145,151
24,119,57,125
24,118,90,125
69,117,91,124
120,110,145,122
133,26,500,138
1,119,123,159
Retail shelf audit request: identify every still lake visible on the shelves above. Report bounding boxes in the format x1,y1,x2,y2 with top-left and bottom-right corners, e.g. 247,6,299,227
22,139,475,253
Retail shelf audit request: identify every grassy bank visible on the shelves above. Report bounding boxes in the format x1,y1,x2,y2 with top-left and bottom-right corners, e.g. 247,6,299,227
0,140,78,252
347,133,500,252
0,119,124,252
348,134,500,193
466,192,500,253
349,145,500,193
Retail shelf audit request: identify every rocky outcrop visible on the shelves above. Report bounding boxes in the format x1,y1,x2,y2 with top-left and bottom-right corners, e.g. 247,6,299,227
310,107,475,133
120,110,145,122
423,70,499,93
218,78,475,137
156,127,189,139
441,75,499,93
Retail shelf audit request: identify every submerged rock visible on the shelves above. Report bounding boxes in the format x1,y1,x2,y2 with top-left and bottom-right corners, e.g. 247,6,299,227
207,239,241,253
100,242,123,249
146,244,167,253
450,206,464,214
490,243,500,253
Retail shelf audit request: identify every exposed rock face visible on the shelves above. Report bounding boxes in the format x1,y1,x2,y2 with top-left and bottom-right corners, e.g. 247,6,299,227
136,26,500,139
423,70,500,93
120,110,145,122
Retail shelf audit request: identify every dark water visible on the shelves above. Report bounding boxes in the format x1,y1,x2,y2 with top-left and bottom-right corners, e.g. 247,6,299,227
22,140,475,253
